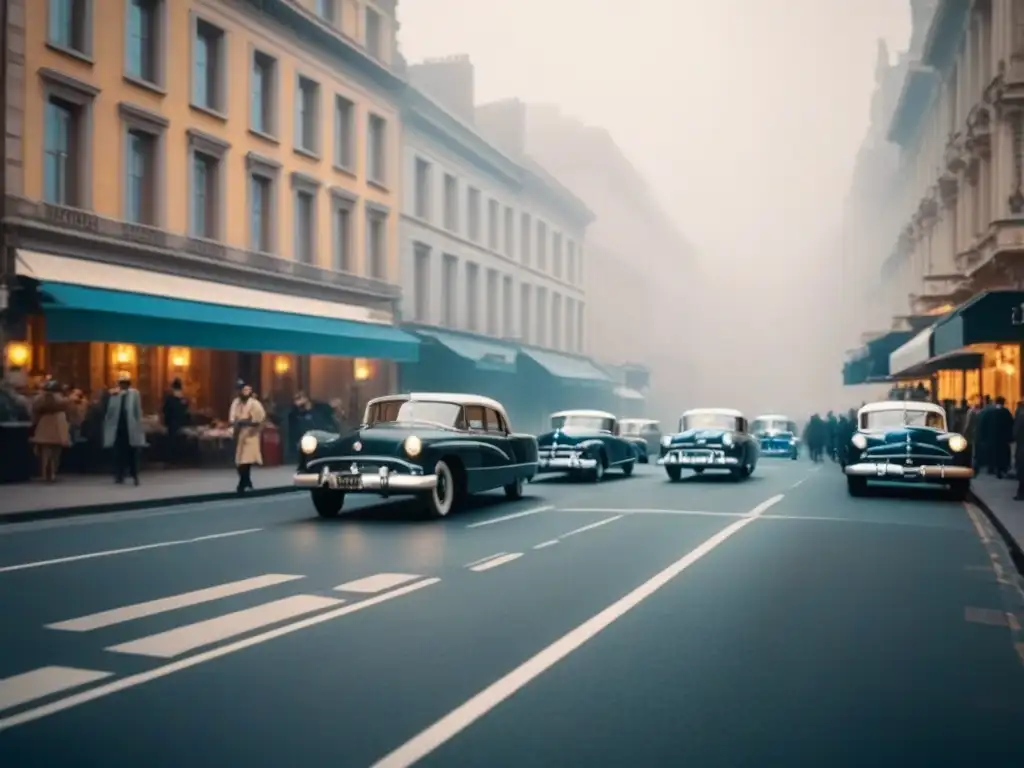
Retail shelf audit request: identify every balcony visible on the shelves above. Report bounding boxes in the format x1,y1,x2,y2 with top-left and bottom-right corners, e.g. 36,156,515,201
943,132,966,173
964,105,992,159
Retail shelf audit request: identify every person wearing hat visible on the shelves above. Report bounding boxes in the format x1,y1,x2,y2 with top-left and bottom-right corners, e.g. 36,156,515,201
30,379,71,482
229,381,266,494
103,372,145,485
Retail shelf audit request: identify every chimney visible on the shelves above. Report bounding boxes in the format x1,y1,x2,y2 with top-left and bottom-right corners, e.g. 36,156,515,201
408,54,476,124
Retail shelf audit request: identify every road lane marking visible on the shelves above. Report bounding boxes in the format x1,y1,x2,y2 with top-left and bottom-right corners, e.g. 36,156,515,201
334,573,422,594
0,667,112,712
558,515,623,539
46,574,304,632
964,503,991,544
557,508,745,518
106,594,344,658
371,493,785,768
0,577,441,731
533,540,559,550
464,553,505,568
789,478,807,489
0,528,263,574
469,553,522,572
465,505,553,528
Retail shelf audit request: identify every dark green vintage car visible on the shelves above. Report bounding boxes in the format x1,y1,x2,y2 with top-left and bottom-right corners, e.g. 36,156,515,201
536,410,638,481
293,393,539,518
657,407,758,481
844,401,973,500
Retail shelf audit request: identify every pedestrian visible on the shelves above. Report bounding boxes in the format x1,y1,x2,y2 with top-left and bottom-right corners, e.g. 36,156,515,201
103,372,145,485
1014,402,1024,501
990,396,1014,479
975,395,995,474
230,382,266,494
30,380,70,482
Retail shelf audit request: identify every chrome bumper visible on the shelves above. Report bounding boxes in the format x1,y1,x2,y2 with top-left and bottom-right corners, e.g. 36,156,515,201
538,456,599,471
293,469,438,492
760,447,794,456
844,463,974,480
658,452,740,467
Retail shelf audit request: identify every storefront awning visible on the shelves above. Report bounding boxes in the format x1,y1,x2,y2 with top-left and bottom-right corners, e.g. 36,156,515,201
414,328,518,372
613,386,645,400
890,328,934,376
39,282,420,361
843,329,914,385
519,348,611,383
932,289,1024,356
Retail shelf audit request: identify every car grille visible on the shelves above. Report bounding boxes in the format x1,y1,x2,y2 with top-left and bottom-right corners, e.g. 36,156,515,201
760,439,791,450
541,445,579,458
864,444,951,460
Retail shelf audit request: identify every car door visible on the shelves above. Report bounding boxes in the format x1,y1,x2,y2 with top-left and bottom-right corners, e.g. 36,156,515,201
484,407,518,486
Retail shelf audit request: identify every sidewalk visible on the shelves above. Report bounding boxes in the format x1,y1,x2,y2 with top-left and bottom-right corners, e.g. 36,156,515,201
970,474,1024,558
0,466,299,523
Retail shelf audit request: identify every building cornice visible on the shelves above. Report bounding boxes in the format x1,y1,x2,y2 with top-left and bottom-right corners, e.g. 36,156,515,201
887,64,939,147
920,0,970,71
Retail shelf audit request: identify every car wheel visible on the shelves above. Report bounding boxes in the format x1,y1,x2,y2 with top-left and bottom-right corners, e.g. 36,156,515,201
311,488,345,518
948,479,969,501
692,467,705,475
639,454,649,464
504,475,525,500
791,451,798,461
424,459,458,518
847,476,867,496
622,460,635,477
589,458,605,483
666,465,682,482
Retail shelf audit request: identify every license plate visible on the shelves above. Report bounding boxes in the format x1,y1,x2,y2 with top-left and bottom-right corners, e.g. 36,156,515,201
687,454,708,464
331,474,363,490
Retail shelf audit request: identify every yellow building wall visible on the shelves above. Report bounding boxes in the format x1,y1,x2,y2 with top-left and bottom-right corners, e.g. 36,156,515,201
22,0,401,284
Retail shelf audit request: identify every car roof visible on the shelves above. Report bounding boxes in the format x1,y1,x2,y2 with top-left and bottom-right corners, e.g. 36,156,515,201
858,400,945,417
551,409,617,420
619,418,659,425
681,408,744,419
754,414,791,421
369,392,510,420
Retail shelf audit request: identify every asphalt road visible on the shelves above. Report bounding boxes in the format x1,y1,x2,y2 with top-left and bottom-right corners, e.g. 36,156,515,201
2,459,1024,767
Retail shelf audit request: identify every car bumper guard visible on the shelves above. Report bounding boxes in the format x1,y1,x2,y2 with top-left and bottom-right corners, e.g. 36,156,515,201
293,468,438,493
657,451,740,467
538,456,598,471
844,463,974,480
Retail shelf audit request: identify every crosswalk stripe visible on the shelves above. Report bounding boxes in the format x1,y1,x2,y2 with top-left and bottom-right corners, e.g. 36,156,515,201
0,666,112,712
334,573,422,593
104,594,344,659
46,574,305,632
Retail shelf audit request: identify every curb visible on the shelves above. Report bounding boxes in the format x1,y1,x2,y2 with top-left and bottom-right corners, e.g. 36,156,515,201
0,485,300,525
969,489,1024,574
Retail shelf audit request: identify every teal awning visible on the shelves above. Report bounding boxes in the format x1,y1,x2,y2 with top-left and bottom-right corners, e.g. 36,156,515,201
520,347,611,383
414,328,518,372
40,282,420,361
614,386,645,400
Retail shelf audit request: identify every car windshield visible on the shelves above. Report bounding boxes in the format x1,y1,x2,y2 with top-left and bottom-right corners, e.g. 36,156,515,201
860,409,946,431
552,414,615,432
681,413,740,431
618,421,652,436
365,399,461,428
753,419,795,434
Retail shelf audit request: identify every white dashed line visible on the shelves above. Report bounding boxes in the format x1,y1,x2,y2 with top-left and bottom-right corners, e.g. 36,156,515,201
533,540,559,550
334,573,423,594
469,553,523,572
466,506,553,529
558,515,623,539
464,553,506,568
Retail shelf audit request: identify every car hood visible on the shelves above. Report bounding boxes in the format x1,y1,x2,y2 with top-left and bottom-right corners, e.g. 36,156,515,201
669,428,730,443
537,427,608,446
864,426,944,445
314,424,458,457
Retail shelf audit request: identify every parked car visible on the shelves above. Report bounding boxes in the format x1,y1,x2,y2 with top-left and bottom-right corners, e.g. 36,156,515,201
658,407,758,481
536,409,638,481
844,400,972,499
616,418,662,463
293,392,539,518
751,414,799,459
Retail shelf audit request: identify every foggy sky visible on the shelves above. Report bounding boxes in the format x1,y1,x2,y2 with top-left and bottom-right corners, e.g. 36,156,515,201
398,1,912,417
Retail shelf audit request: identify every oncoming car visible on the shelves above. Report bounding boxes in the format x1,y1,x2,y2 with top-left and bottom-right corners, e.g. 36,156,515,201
536,409,638,481
751,414,799,460
658,407,758,481
616,418,662,463
293,393,539,518
844,400,973,499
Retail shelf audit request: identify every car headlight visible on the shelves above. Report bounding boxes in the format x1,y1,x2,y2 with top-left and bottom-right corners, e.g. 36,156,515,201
404,435,422,457
722,433,734,446
661,435,672,447
851,433,867,450
948,434,967,453
300,434,318,455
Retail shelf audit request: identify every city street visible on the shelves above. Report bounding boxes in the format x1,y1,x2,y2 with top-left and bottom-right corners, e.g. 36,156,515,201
1,459,1023,767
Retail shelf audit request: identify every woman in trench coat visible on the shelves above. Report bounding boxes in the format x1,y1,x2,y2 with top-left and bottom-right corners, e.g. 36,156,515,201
31,381,71,482
229,383,266,494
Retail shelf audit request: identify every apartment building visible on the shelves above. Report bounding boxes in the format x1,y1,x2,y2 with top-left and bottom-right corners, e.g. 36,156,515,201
1,0,419,427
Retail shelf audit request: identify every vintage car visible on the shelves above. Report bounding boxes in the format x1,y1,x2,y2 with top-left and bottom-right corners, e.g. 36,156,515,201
616,418,663,463
657,407,759,481
751,414,800,459
536,409,638,481
293,392,539,519
844,400,973,499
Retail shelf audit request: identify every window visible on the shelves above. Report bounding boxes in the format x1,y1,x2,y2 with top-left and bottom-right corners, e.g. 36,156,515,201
520,213,531,265
364,5,383,59
443,174,458,231
334,95,354,169
43,99,80,206
567,240,576,284
367,114,387,184
466,187,481,242
250,50,277,136
414,158,431,220
536,222,548,271
577,302,585,351
413,243,430,323
296,76,320,155
126,0,162,86
246,153,279,253
520,284,531,343
503,206,514,256
536,287,548,347
551,293,562,350
552,233,563,279
484,408,505,433
331,190,354,271
316,0,336,24
291,172,320,264
48,0,91,56
187,129,228,239
502,276,513,337
442,254,458,327
488,199,499,250
366,208,387,279
566,298,576,352
192,17,225,113
486,269,499,335
125,130,157,224
465,263,480,332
